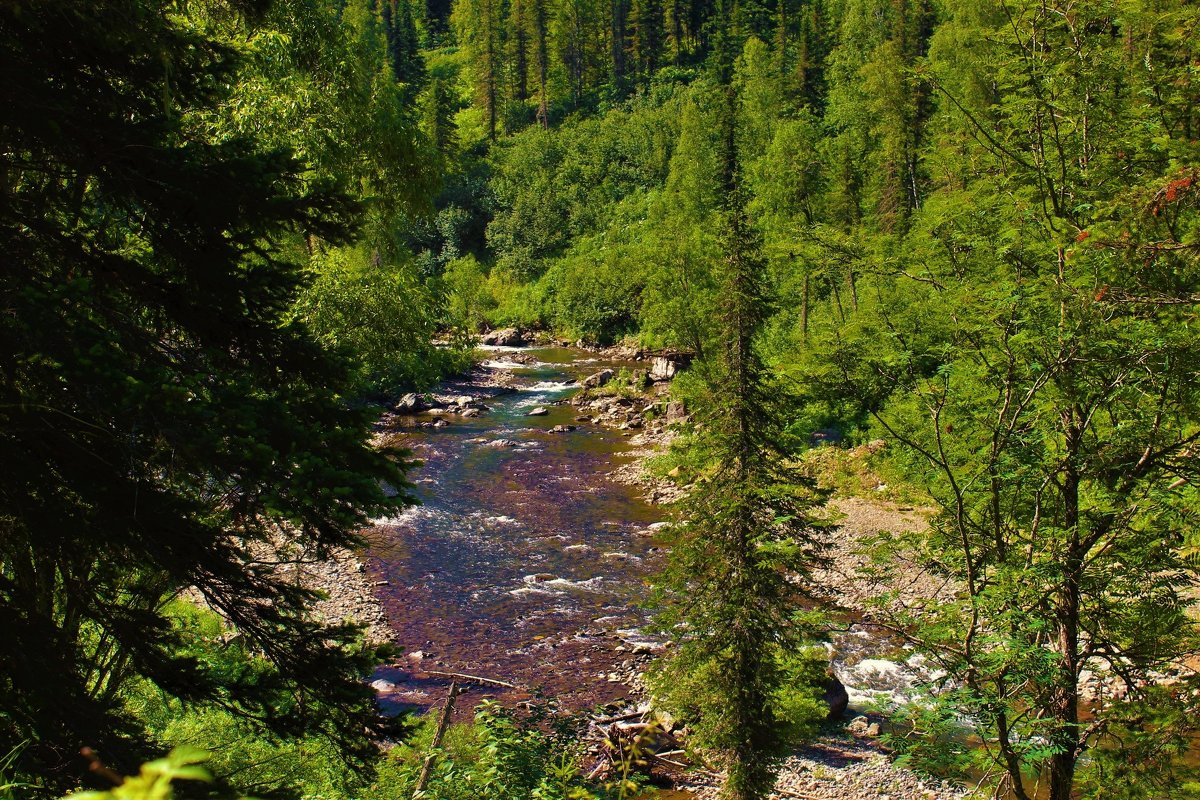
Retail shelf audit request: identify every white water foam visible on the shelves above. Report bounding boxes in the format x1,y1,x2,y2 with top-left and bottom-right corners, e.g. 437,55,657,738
522,380,576,392
510,574,607,596
475,344,532,353
482,359,545,370
467,511,521,526
370,505,438,526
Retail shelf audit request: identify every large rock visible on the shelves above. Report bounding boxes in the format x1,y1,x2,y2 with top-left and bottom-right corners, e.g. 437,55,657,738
481,328,526,346
582,368,614,388
395,393,425,413
526,407,549,417
665,400,687,423
648,356,679,382
823,674,850,720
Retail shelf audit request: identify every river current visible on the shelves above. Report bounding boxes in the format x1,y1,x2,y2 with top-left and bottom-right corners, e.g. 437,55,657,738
365,346,667,715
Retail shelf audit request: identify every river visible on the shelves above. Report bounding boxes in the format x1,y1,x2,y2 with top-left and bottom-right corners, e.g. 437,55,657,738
364,346,668,716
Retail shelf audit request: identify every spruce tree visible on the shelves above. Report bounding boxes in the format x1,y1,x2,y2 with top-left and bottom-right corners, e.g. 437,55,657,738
650,84,827,800
0,0,410,789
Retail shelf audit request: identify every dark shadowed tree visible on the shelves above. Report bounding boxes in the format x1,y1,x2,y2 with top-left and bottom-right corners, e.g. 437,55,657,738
0,0,412,791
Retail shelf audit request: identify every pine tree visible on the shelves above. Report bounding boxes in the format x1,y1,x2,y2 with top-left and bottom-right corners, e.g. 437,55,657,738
529,0,551,125
453,0,506,137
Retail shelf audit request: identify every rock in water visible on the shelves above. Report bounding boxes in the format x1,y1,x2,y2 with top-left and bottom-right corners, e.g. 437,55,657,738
395,392,424,412
481,328,526,346
582,369,614,388
526,407,549,416
550,424,576,433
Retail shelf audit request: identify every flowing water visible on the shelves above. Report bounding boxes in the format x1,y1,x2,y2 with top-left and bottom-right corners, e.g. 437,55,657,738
364,346,667,715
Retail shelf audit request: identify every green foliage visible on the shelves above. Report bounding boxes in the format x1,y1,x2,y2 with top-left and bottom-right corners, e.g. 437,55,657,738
441,255,496,332
293,244,469,395
650,86,829,800
879,701,975,784
67,749,212,800
119,603,392,800
0,0,421,792
364,701,610,800
0,743,37,800
1074,688,1200,800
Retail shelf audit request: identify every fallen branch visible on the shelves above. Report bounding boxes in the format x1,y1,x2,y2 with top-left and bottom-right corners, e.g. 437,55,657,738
413,682,460,798
775,789,828,800
591,709,647,725
421,669,517,688
651,749,686,759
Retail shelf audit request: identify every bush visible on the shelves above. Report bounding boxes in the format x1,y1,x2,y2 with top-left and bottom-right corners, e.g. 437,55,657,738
364,700,619,800
293,244,470,395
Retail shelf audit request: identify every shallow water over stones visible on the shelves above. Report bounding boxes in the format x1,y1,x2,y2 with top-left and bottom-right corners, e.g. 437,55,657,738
363,347,667,715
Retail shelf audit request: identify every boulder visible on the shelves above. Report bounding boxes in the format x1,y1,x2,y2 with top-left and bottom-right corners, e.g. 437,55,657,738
810,427,843,446
481,328,526,346
583,368,614,389
665,400,687,423
823,675,850,720
461,408,482,418
648,356,678,382
395,393,425,413
847,714,880,737
550,424,576,433
526,407,549,417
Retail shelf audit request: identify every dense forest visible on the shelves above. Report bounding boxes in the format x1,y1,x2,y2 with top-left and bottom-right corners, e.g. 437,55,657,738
2,0,1199,799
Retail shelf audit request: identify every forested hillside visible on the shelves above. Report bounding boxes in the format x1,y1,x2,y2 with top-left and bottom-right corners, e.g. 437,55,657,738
3,0,1199,799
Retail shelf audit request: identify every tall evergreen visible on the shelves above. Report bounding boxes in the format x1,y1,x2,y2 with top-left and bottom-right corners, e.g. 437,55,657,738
385,0,427,94
0,0,410,789
650,83,827,800
453,0,505,137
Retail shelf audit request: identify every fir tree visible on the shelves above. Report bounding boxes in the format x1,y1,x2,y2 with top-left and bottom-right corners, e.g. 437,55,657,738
0,0,411,789
650,84,828,800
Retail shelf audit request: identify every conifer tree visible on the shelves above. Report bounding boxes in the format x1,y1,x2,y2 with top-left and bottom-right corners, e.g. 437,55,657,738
528,0,551,125
453,0,505,137
0,0,411,789
651,83,827,800
384,0,426,95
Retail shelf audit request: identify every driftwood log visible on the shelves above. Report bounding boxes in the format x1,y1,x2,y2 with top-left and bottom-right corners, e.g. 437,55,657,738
412,682,460,798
